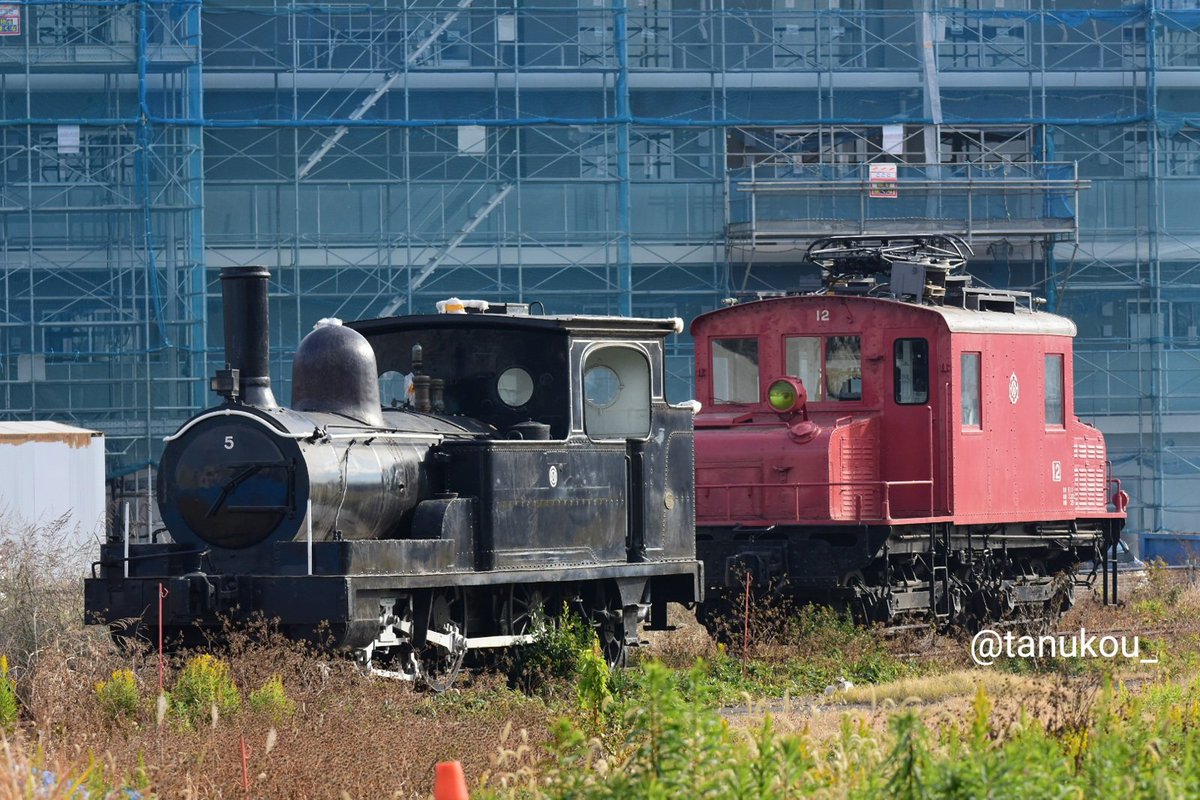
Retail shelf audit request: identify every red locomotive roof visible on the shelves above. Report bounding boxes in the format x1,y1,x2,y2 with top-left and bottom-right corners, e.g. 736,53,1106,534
692,295,1076,338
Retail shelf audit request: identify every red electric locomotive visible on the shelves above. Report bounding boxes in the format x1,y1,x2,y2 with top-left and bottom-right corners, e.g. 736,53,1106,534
692,235,1127,626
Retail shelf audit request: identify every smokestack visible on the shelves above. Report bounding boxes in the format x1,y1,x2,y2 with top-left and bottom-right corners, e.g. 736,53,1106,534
217,266,276,407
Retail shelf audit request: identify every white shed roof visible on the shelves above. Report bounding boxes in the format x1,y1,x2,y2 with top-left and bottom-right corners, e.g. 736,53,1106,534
0,421,103,448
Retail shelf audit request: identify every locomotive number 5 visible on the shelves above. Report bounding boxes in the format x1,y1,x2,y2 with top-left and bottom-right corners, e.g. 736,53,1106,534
224,435,235,450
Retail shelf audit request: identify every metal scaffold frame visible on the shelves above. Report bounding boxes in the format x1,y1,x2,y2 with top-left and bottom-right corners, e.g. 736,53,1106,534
0,0,1198,537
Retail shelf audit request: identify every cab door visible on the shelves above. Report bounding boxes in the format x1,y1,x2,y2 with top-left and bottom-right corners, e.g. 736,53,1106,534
884,332,939,518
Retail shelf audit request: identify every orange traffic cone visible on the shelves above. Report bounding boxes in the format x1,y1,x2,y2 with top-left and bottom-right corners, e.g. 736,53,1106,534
433,760,469,800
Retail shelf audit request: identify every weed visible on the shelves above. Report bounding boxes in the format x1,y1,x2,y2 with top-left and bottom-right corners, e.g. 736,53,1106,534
248,675,296,721
95,668,140,722
170,654,240,727
0,655,17,730
575,640,612,732
506,604,595,694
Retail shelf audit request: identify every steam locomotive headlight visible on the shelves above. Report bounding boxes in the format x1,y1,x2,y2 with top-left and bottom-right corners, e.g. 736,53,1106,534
767,377,806,414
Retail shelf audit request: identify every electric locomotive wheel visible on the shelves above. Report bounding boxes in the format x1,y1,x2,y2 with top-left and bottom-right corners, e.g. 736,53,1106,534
418,588,469,692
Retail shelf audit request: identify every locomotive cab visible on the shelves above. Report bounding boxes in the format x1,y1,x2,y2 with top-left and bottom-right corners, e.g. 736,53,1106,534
349,309,697,573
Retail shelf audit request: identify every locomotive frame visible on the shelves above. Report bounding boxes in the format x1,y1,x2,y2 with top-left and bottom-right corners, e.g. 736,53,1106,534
85,268,702,685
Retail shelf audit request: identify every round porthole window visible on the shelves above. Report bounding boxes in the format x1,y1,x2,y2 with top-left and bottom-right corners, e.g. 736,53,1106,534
497,367,534,407
584,365,621,408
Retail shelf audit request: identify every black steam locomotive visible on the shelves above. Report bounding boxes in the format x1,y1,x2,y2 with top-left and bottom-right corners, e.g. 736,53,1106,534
85,267,701,686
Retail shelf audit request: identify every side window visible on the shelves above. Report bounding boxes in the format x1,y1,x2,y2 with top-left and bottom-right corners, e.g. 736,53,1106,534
583,346,650,439
379,370,409,408
825,336,862,401
711,337,759,404
785,336,824,401
497,367,535,408
894,338,929,404
1045,354,1065,426
961,352,982,428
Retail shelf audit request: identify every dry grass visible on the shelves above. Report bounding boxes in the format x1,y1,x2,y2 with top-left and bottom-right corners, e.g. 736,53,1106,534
833,669,1042,706
0,630,555,798
5,509,1200,797
0,512,556,798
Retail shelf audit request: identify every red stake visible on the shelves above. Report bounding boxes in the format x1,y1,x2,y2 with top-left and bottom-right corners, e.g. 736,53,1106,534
742,572,752,678
157,582,168,692
240,734,252,797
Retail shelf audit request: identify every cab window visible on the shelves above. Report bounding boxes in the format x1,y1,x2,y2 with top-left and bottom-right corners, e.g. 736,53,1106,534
583,346,650,439
712,337,759,404
961,352,982,428
894,338,929,404
785,336,824,401
825,336,862,401
1045,354,1065,426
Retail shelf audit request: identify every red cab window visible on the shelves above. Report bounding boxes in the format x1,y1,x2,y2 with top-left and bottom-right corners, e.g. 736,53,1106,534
961,352,981,428
1045,354,1065,427
711,337,759,404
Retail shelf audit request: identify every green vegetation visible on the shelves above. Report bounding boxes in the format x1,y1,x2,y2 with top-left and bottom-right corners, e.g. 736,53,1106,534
95,668,140,722
507,604,599,693
248,674,296,721
0,653,17,731
482,661,1200,799
170,654,241,727
669,604,914,703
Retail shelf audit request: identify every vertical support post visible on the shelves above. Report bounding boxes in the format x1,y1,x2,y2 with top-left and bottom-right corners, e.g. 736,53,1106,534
123,501,130,578
146,466,153,540
240,734,252,797
186,0,208,413
1147,0,1165,534
929,525,936,615
158,582,167,691
1111,534,1119,604
1045,247,1058,312
741,571,752,677
1101,540,1110,605
306,498,314,576
614,0,633,316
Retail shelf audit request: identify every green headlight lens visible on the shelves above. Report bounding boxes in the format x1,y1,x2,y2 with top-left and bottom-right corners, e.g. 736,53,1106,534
768,380,798,412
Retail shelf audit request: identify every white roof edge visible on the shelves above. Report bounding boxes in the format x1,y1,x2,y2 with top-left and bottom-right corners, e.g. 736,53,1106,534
0,421,104,437
928,305,1077,336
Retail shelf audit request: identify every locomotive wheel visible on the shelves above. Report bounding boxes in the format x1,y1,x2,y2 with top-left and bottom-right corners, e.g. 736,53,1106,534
417,588,468,692
506,585,551,639
586,588,627,669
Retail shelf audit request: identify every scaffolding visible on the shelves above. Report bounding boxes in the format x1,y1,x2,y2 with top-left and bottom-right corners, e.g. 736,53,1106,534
0,0,1197,535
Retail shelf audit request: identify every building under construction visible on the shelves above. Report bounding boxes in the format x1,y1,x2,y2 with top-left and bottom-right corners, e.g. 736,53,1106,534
0,0,1196,535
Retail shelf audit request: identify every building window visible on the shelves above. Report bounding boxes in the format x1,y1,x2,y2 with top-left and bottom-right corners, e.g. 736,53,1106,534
825,336,862,401
711,337,759,404
961,352,981,428
785,336,823,401
1045,354,1065,427
894,338,929,404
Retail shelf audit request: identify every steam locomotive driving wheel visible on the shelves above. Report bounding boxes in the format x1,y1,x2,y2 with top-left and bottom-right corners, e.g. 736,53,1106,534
585,587,628,669
418,588,469,692
506,585,552,639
